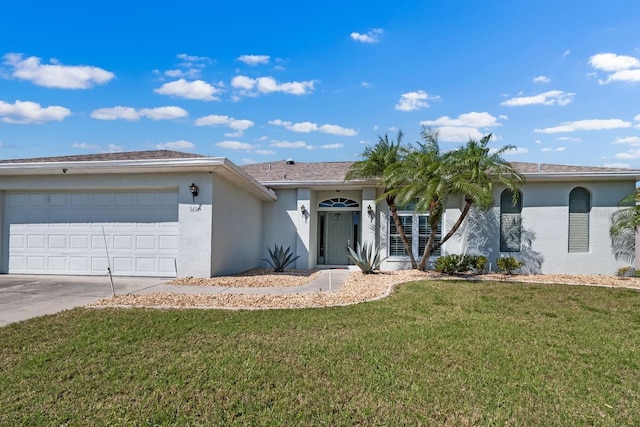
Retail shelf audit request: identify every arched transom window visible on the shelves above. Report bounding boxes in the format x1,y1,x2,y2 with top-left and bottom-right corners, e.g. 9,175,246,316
318,198,359,208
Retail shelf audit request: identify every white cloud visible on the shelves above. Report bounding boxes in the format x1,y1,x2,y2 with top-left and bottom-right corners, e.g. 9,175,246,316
563,50,571,57
270,140,308,148
269,119,357,136
91,106,187,121
603,162,631,169
231,75,315,96
177,53,209,62
195,114,254,136
540,147,566,152
501,90,574,107
215,140,256,151
435,126,484,142
155,140,194,150
71,143,123,152
91,106,139,121
237,55,270,66
242,158,256,164
350,28,384,43
395,90,439,111
361,81,371,88
164,68,201,79
154,79,221,101
139,106,188,121
3,53,114,89
589,53,640,72
589,52,640,84
317,143,343,149
600,69,640,84
0,100,71,124
420,112,501,142
535,119,632,133
107,144,123,152
615,149,640,159
635,114,640,122
533,75,550,83
556,136,582,142
231,75,255,90
421,112,500,128
613,136,640,145
255,149,275,155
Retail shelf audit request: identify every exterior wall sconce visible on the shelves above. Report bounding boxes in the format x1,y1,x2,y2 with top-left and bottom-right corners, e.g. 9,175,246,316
300,205,310,222
367,204,375,222
189,183,199,202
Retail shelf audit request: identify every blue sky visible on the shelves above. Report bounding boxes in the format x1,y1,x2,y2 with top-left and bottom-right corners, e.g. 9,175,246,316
1,0,640,168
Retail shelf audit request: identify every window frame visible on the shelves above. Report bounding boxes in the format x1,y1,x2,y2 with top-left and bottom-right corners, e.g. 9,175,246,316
568,187,591,253
500,189,523,253
388,208,442,259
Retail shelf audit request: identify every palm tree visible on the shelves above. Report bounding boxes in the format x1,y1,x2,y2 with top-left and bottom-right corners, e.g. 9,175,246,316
610,190,639,263
346,131,417,268
393,131,523,270
385,127,447,270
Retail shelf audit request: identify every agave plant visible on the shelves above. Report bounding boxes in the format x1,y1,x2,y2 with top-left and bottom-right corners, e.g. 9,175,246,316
347,241,387,274
262,244,301,272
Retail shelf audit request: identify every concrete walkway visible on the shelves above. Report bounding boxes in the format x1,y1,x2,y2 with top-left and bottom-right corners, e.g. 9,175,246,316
0,269,352,326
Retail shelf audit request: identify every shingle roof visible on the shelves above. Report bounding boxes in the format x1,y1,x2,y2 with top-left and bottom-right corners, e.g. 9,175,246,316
241,159,639,183
241,160,357,183
0,150,205,163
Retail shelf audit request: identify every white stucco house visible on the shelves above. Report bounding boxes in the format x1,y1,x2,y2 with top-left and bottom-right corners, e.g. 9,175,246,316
0,150,637,277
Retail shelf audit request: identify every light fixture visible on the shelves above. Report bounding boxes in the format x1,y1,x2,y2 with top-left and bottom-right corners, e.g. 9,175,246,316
367,204,375,222
367,204,373,214
300,205,309,222
189,183,199,202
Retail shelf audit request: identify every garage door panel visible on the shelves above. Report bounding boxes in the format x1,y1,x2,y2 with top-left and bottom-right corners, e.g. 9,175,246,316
48,257,67,270
48,235,67,249
27,256,46,270
114,235,134,250
4,190,178,277
27,235,46,249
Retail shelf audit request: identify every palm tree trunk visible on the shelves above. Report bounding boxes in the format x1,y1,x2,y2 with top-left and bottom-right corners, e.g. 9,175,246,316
387,196,417,269
418,196,474,270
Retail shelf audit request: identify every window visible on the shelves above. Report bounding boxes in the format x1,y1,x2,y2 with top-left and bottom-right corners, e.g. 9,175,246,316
318,198,359,208
389,212,441,257
569,187,590,253
389,215,412,256
500,189,522,252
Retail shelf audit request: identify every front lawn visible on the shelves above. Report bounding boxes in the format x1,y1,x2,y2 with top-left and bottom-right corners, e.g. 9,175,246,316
1,280,639,425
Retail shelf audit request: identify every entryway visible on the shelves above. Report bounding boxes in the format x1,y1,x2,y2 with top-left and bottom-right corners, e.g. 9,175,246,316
317,211,360,265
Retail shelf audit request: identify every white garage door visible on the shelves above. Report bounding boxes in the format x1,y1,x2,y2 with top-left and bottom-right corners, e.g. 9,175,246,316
3,190,179,277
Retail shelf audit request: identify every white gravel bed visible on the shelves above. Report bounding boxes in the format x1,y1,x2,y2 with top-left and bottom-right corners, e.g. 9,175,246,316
167,268,321,288
88,270,640,311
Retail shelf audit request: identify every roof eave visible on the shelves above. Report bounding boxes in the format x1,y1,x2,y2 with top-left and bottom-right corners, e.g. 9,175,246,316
0,157,278,202
522,171,640,181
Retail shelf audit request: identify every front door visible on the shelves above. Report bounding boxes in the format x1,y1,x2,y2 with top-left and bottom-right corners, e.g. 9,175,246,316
325,212,354,265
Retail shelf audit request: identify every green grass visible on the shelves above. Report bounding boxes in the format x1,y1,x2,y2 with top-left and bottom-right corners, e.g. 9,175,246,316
1,280,639,425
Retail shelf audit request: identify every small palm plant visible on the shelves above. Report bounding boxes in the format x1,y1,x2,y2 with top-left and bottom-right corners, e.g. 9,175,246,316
347,241,387,274
262,244,301,272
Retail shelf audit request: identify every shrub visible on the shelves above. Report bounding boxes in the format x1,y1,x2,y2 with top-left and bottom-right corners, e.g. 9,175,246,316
435,254,469,275
262,244,301,272
616,266,636,277
348,242,387,274
497,257,523,275
471,255,488,273
434,254,489,275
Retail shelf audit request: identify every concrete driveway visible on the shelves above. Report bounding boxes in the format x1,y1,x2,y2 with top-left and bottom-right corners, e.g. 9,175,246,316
0,275,168,327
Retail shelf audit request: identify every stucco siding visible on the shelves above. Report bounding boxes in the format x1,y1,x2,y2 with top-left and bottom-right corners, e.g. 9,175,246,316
261,189,299,268
210,173,263,276
453,181,635,275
